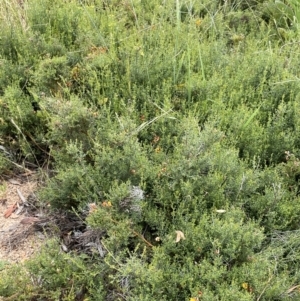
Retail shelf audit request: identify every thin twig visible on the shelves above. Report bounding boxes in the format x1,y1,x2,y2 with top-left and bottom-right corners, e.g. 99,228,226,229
132,230,154,247
257,275,273,301
108,216,154,247
17,188,27,204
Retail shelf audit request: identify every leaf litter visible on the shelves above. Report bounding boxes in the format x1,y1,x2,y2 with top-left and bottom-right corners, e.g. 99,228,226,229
0,172,107,264
0,175,43,263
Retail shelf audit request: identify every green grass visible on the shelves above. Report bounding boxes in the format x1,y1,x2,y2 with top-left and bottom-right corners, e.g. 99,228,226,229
1,0,300,300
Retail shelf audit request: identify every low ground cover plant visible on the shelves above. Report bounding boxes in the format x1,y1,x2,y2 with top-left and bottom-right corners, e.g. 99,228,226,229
1,0,300,300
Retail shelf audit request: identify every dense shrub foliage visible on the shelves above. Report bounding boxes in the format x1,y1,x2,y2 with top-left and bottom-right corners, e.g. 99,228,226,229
2,0,300,300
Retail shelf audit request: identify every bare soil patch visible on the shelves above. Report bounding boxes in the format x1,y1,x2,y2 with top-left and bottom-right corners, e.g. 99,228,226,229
0,173,45,263
0,171,104,265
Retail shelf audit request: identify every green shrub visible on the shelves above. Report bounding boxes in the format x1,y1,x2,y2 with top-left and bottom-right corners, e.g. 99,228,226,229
32,56,70,95
0,152,12,174
0,239,106,300
2,0,300,300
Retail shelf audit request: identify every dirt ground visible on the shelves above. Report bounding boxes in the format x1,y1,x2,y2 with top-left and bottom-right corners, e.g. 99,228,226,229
0,170,103,268
0,172,45,263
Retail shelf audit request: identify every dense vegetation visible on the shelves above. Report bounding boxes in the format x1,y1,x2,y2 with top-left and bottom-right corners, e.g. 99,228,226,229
2,0,300,300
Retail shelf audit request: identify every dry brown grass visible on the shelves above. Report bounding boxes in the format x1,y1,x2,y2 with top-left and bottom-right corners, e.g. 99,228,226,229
0,0,28,32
